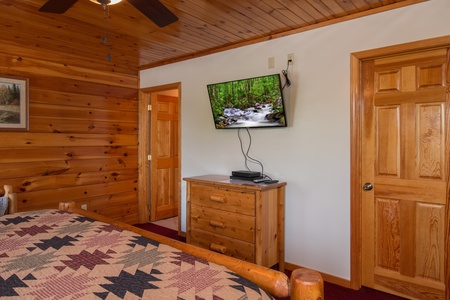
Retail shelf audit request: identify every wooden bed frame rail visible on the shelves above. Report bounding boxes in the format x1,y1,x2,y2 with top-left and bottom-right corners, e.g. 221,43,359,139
58,202,324,300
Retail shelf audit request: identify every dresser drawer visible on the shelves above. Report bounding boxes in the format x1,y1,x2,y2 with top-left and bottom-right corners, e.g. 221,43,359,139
190,229,255,262
190,183,255,216
190,205,255,243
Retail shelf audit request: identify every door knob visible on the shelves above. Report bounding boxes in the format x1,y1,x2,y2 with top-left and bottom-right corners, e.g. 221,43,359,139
362,182,373,191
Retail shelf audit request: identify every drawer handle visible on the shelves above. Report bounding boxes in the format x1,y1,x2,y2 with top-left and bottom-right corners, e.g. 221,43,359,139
210,195,227,203
210,243,227,254
209,220,226,229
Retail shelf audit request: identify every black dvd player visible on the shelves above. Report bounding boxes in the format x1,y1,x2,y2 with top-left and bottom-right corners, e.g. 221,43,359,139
231,170,261,178
230,175,264,181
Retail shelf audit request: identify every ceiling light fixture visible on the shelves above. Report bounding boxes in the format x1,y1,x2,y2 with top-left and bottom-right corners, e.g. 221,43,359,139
90,0,122,5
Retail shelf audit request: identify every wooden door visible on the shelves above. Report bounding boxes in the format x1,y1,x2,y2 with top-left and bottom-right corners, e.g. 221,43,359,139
150,94,179,221
361,49,448,299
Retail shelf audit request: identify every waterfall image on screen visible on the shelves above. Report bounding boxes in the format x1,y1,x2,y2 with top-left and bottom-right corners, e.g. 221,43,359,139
207,74,287,129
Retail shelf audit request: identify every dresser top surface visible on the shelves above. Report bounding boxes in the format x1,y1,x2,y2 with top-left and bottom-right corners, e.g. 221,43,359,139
183,174,286,191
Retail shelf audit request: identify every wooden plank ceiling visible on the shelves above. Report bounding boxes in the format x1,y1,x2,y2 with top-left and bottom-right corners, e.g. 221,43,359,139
1,0,424,73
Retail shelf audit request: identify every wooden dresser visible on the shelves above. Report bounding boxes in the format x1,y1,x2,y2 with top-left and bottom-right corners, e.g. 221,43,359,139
184,174,286,270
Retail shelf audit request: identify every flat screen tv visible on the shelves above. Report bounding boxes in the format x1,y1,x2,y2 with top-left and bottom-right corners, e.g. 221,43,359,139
207,74,287,129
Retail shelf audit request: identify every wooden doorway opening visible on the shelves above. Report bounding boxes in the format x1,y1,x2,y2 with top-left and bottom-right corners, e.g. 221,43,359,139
138,83,181,235
350,35,450,299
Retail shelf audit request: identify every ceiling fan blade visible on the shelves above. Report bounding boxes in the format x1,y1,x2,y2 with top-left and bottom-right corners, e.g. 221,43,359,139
39,0,79,13
127,0,178,28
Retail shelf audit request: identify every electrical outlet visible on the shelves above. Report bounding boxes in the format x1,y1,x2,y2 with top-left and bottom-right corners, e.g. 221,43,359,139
81,204,87,210
268,57,275,69
287,53,294,65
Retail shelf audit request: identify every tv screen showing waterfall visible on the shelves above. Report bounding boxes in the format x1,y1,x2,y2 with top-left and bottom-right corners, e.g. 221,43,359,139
207,74,287,129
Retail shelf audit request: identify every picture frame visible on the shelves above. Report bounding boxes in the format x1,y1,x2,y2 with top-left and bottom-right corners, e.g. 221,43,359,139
0,75,29,131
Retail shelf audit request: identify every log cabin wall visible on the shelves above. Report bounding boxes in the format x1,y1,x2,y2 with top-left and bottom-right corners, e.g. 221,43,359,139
0,44,140,224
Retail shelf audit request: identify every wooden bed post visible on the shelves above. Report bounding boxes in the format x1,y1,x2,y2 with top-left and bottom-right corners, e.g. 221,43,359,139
59,202,76,210
4,185,17,214
290,268,324,300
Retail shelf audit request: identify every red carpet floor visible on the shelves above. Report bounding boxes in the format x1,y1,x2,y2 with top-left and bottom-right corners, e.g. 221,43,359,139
134,222,407,300
134,222,186,242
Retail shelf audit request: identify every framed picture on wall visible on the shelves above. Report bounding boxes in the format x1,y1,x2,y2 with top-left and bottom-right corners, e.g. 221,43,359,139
0,75,29,131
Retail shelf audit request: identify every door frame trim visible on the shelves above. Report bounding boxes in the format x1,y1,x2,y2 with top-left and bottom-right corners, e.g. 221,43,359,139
138,83,181,226
350,35,450,292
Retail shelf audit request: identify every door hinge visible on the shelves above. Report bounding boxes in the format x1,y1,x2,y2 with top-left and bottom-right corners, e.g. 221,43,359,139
148,155,151,161
148,104,152,111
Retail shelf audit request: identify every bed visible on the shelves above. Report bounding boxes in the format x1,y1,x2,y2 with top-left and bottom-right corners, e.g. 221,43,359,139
0,186,323,300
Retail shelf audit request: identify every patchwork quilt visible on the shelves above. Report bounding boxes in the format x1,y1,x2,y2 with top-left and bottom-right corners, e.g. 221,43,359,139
0,210,273,300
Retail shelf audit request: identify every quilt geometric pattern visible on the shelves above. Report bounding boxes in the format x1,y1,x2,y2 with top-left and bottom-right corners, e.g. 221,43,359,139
0,210,273,300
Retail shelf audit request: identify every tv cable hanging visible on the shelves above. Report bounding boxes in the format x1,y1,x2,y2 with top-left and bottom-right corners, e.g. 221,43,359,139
236,128,270,179
281,58,292,90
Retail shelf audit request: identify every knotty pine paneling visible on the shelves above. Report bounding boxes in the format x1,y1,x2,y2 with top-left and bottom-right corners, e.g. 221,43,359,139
0,157,135,178
0,45,140,224
1,0,424,70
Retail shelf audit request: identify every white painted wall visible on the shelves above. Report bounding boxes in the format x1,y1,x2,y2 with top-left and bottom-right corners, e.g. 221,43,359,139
140,0,450,280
